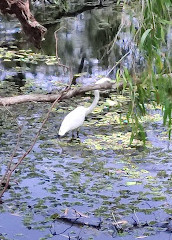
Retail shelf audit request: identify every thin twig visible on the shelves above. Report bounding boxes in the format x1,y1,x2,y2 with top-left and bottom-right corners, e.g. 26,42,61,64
54,27,72,78
0,86,71,199
54,27,64,61
0,105,23,185
112,212,120,229
107,23,125,54
106,51,130,76
133,209,140,226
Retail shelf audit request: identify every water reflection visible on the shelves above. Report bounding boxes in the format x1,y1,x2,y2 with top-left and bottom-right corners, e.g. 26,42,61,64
0,3,144,91
0,16,21,45
42,7,122,78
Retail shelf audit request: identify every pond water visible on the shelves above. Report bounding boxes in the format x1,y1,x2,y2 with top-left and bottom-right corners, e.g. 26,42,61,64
0,2,172,240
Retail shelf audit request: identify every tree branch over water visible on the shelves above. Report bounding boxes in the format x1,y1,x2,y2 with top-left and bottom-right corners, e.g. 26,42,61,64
0,0,47,48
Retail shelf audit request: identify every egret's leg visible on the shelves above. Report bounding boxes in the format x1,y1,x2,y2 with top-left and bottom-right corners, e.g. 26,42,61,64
77,129,80,138
67,131,75,143
72,131,75,139
68,131,80,143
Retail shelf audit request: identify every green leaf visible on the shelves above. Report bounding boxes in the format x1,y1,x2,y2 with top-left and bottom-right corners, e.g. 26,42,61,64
159,19,172,25
140,29,152,47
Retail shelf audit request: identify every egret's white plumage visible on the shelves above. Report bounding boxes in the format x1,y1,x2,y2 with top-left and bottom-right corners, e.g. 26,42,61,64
58,78,110,137
58,106,88,136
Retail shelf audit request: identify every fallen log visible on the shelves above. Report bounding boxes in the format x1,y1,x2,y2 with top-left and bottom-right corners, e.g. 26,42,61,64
0,80,121,106
1,73,171,106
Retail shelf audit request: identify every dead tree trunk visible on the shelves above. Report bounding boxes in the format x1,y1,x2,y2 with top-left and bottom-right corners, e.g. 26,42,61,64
0,0,47,48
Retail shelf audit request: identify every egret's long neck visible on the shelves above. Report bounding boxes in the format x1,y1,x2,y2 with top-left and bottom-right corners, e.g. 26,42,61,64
85,90,99,116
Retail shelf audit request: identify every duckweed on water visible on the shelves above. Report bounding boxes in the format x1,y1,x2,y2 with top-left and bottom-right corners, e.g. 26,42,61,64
0,93,172,239
0,48,59,65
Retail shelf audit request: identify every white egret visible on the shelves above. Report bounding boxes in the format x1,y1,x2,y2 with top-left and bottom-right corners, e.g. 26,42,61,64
58,78,110,137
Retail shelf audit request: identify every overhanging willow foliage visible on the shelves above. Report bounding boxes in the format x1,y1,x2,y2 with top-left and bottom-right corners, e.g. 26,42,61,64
120,0,172,143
